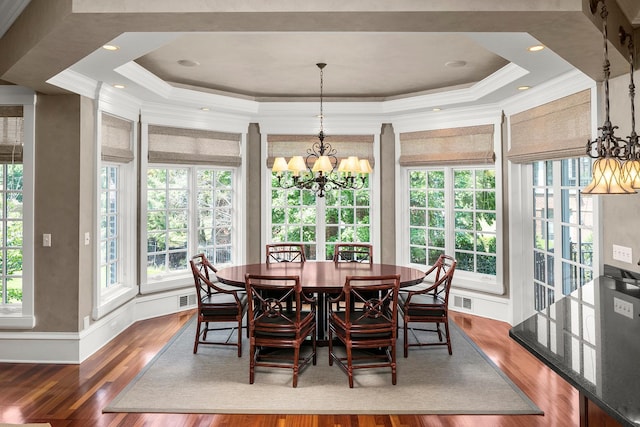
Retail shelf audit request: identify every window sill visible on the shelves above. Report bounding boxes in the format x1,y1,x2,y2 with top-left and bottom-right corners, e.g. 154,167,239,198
140,274,193,295
0,312,36,329
93,286,138,320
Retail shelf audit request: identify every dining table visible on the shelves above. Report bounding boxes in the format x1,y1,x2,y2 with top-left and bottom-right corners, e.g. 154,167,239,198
215,261,426,343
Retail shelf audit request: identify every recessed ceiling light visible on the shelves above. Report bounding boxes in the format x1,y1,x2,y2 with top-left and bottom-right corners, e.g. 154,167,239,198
445,60,467,68
177,59,200,67
518,85,531,91
113,84,126,89
432,108,442,112
102,44,120,51
527,45,545,52
200,107,210,111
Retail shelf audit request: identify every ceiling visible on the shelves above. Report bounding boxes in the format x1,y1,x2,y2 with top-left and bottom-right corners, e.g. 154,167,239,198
1,1,640,109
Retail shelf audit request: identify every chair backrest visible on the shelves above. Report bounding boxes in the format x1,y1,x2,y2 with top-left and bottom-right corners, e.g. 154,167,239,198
333,243,373,264
245,275,311,330
266,243,306,263
341,274,400,332
425,254,457,306
190,253,236,304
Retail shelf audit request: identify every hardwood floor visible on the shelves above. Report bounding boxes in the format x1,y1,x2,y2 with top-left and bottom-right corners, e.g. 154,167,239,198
0,310,578,427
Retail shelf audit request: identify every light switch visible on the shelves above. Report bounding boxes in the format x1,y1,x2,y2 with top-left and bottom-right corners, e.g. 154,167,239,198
43,233,51,247
84,232,90,245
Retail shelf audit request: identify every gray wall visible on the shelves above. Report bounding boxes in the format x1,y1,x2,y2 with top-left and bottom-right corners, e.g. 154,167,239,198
33,94,92,332
380,123,396,264
245,123,262,264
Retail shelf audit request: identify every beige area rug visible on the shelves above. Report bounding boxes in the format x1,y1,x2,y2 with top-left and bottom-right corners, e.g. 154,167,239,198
104,317,543,415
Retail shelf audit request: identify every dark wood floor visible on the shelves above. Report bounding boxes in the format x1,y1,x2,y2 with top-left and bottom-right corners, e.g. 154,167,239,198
0,309,579,427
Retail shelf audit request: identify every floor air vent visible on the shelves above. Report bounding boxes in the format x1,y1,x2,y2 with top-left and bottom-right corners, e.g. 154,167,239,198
179,293,197,308
454,295,472,310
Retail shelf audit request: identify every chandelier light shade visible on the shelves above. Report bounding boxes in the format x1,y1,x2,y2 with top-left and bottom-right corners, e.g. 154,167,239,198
272,63,372,197
582,0,637,194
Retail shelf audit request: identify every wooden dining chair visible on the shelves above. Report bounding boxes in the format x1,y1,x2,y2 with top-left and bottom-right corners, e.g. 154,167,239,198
266,243,306,263
190,253,248,357
333,243,373,264
245,274,317,388
398,254,457,357
328,274,400,388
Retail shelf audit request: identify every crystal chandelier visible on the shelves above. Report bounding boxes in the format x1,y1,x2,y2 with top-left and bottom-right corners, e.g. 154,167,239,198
582,0,637,194
272,63,372,198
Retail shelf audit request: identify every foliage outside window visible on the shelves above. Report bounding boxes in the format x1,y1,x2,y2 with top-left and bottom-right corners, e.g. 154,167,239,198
146,166,234,279
409,167,497,276
196,169,233,264
100,165,119,289
0,164,23,304
270,173,371,260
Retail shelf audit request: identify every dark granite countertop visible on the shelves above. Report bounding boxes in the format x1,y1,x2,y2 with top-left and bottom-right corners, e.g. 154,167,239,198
509,266,640,427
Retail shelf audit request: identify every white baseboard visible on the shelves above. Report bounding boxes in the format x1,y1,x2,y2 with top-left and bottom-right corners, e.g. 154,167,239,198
0,287,196,363
449,288,511,324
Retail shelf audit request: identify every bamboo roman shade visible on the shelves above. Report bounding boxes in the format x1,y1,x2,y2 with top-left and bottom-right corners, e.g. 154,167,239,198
507,89,591,163
148,125,241,166
101,113,134,163
0,106,23,163
266,134,375,168
399,124,495,166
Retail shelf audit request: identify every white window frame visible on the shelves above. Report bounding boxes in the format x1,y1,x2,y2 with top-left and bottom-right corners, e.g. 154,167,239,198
399,165,504,294
92,110,137,321
0,87,35,329
140,163,239,293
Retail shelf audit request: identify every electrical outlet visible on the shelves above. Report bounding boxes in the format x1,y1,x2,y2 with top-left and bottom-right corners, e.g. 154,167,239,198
613,297,634,319
42,233,51,247
612,244,633,264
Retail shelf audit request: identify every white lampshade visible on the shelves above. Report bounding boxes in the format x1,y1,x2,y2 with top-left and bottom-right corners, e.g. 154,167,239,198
272,157,288,175
582,157,636,194
358,158,372,174
338,158,349,173
287,156,307,176
312,156,334,173
621,159,640,189
346,156,361,174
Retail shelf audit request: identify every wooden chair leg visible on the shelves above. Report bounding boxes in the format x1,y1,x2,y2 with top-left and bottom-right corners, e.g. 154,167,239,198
237,318,243,357
347,345,354,388
403,316,409,358
444,321,452,355
292,346,300,388
193,319,201,354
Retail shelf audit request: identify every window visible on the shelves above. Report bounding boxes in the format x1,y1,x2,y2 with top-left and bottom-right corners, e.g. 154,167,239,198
100,165,119,289
532,158,593,311
0,163,23,305
407,166,498,290
0,96,34,328
196,169,233,264
94,112,137,319
145,166,236,283
269,173,371,260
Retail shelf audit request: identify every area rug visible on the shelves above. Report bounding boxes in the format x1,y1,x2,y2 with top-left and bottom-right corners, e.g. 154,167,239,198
104,318,542,415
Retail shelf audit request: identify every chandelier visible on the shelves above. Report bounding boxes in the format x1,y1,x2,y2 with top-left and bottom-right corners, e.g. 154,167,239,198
582,0,638,194
272,63,372,198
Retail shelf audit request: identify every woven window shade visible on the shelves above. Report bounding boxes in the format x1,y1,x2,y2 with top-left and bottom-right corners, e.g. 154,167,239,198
0,106,24,163
148,125,241,166
507,89,591,163
266,134,374,168
399,124,495,166
101,113,134,163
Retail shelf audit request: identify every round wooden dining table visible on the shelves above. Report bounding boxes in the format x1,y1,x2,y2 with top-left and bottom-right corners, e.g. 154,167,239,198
215,260,426,291
215,261,426,344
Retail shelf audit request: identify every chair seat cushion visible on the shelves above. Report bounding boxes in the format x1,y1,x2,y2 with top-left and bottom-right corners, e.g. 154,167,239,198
398,293,446,318
200,292,247,316
254,311,315,338
330,311,393,340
